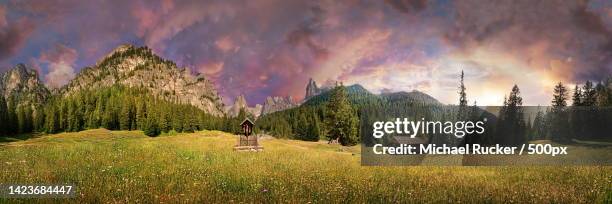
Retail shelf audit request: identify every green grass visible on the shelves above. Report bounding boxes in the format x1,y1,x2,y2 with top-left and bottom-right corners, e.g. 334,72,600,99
1,129,610,203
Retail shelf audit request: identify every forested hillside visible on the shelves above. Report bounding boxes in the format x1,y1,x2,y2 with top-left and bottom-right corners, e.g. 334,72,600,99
0,85,246,137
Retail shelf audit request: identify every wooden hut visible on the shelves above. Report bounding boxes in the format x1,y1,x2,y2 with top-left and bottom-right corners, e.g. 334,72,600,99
233,118,263,151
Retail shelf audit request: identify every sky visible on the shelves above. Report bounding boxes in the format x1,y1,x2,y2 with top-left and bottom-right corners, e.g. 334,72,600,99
0,0,611,106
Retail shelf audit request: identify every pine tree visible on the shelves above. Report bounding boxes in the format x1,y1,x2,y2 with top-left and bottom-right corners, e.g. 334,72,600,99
532,107,546,140
17,106,25,134
33,107,44,132
7,96,18,134
582,81,596,106
595,82,608,106
23,105,33,133
0,96,7,134
45,100,59,134
572,85,582,106
324,84,359,146
136,99,147,129
552,82,568,108
159,109,170,133
551,82,570,143
172,107,183,132
182,107,196,133
309,114,321,141
120,97,133,130
458,70,468,109
498,85,526,145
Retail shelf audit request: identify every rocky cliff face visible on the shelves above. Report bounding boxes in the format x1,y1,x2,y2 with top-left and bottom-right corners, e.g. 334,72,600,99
0,64,50,107
304,78,321,100
227,94,248,117
227,94,262,118
250,104,262,118
261,96,296,115
304,78,332,101
60,45,225,116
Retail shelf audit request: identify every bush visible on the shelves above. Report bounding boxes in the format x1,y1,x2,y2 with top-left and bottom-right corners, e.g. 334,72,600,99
144,118,160,137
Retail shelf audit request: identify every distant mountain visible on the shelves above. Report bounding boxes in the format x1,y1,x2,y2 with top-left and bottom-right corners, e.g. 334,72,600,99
301,79,443,107
380,90,442,105
227,94,262,118
302,84,381,107
60,45,225,116
0,64,50,108
261,96,297,115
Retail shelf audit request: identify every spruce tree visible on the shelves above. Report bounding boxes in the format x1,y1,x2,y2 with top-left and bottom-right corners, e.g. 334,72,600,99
459,70,467,106
309,114,321,141
7,96,18,134
582,81,596,106
551,82,570,143
159,110,170,133
120,97,133,130
572,85,582,106
17,106,25,134
324,84,359,146
552,82,568,108
458,70,468,118
136,99,147,129
0,96,7,134
498,85,526,145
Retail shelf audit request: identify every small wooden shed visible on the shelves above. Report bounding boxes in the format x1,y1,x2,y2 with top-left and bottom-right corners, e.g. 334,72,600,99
233,118,263,151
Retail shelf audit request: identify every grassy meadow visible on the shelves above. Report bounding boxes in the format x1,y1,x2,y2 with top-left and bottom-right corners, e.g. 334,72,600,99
0,129,610,203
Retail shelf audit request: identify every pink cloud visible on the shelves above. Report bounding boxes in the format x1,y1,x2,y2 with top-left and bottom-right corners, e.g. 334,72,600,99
0,5,6,27
39,44,78,88
0,17,35,60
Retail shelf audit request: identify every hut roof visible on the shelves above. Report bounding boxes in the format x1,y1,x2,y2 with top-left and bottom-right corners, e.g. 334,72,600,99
240,118,254,126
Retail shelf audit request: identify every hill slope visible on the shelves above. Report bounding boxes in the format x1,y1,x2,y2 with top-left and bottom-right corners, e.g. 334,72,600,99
60,45,225,116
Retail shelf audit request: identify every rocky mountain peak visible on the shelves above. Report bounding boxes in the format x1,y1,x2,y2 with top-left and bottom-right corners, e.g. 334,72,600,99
61,44,226,116
305,78,321,100
261,95,297,115
0,63,50,107
226,94,263,118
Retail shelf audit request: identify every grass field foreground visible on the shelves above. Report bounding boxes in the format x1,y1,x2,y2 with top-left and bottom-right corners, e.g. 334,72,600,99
1,129,611,203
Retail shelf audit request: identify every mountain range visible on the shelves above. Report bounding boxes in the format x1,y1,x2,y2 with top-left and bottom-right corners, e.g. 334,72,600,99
0,44,443,119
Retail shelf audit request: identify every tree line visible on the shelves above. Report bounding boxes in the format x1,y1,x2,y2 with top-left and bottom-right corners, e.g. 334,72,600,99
257,83,359,146
0,85,239,137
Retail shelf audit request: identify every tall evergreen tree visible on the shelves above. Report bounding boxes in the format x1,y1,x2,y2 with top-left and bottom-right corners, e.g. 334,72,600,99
497,85,526,145
572,85,582,106
136,99,147,129
120,97,133,130
17,106,25,134
582,81,596,106
551,82,570,143
552,82,568,108
7,96,18,134
324,83,359,146
159,108,170,133
0,96,7,134
595,82,608,106
458,70,468,107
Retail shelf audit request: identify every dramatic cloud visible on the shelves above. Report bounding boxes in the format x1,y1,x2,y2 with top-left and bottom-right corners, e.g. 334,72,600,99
39,44,78,88
0,14,34,60
0,0,610,105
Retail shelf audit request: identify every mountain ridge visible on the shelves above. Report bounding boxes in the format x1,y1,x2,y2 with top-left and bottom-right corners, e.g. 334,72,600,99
59,45,226,116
